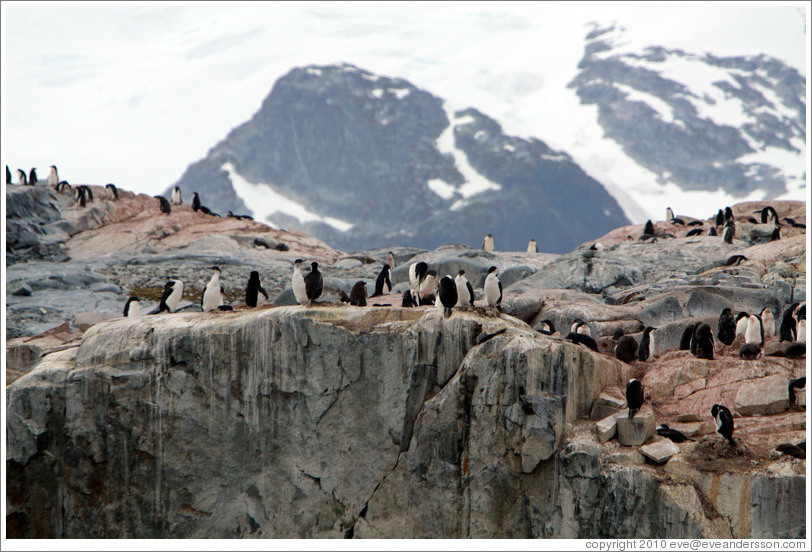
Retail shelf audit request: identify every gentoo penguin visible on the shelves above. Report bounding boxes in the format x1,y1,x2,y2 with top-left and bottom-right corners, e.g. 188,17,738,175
708,226,718,236
387,251,396,269
171,186,183,205
735,311,750,339
744,314,763,346
409,261,428,292
788,377,806,408
401,289,418,307
484,266,502,309
637,326,656,361
615,335,638,363
722,221,735,244
419,270,438,305
656,423,692,443
761,205,778,225
348,281,368,306
151,279,184,314
17,169,27,186
760,307,776,340
711,404,735,445
566,332,598,351
304,261,323,306
5,165,10,185
738,343,761,360
291,259,309,305
482,233,494,252
192,192,201,212
717,308,736,346
724,206,734,222
438,275,458,318
201,266,225,312
105,183,119,200
693,323,714,359
626,379,644,419
666,207,674,221
155,195,171,214
370,264,392,297
685,228,703,237
680,322,700,350
244,271,268,307
48,165,59,188
715,209,725,227
123,296,141,317
29,167,38,185
526,239,538,253
537,320,556,336
454,270,474,307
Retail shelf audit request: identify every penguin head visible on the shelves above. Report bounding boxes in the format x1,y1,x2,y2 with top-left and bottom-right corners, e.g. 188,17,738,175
710,404,721,419
736,311,749,322
487,266,498,275
249,270,259,280
721,307,732,316
382,263,390,271
311,261,319,271
210,266,221,272
457,270,466,276
293,259,304,268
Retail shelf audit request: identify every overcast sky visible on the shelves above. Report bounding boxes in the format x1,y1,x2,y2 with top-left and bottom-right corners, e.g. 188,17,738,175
1,1,808,204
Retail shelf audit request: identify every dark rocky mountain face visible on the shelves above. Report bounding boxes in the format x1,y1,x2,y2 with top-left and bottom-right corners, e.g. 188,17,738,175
168,63,629,253
569,24,806,198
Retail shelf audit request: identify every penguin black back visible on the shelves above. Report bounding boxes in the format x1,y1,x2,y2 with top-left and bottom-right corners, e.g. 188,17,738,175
656,423,692,443
693,323,714,359
637,326,655,361
155,195,171,214
29,167,37,185
717,308,736,346
739,343,761,360
5,165,11,185
566,332,598,352
715,209,724,226
304,262,323,303
349,281,368,307
789,377,806,407
244,271,268,308
370,264,392,297
438,275,457,318
106,183,120,200
615,335,638,363
192,192,201,212
642,220,654,237
626,379,644,418
685,228,703,237
680,322,700,350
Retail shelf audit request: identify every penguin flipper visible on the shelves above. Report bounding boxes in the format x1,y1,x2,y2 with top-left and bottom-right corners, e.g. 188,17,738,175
259,286,268,300
467,282,474,305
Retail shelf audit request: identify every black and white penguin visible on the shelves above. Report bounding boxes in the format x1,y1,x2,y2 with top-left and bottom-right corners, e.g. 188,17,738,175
454,270,474,307
770,226,781,241
693,323,714,359
78,185,93,201
760,306,776,340
717,308,736,346
201,266,224,312
171,186,183,205
715,209,725,227
151,279,184,314
656,423,692,443
722,221,735,244
484,266,502,309
744,314,763,346
671,218,686,226
687,220,703,227
418,270,438,305
409,261,428,292
29,167,38,185
105,183,119,200
680,322,700,350
685,228,703,237
349,281,368,307
724,255,747,266
637,326,656,361
123,296,141,317
387,251,396,269
566,332,598,351
482,233,494,252
537,320,556,336
401,289,418,307
641,220,655,238
16,169,27,186
192,192,201,211
724,206,734,222
788,377,806,408
291,259,308,305
438,275,458,318
666,207,674,221
304,261,324,306
615,335,638,363
775,443,806,459
570,320,592,337
711,404,735,445
526,239,538,253
735,311,750,340
626,379,644,419
155,195,171,215
244,271,268,308
739,343,761,360
761,205,778,225
798,318,807,342
75,186,87,207
5,165,11,185
370,264,392,297
48,165,59,188
708,226,718,236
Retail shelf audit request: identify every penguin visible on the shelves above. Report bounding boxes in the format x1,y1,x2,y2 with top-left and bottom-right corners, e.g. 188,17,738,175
614,335,638,363
5,165,10,185
419,270,438,304
291,259,309,305
570,320,591,337
798,318,807,342
454,270,475,307
760,206,778,225
656,423,692,443
693,323,714,359
29,167,38,185
482,233,494,252
775,443,806,459
760,306,776,340
566,332,598,351
105,183,119,200
190,192,201,211
589,242,605,251
387,251,396,269
685,228,703,237
769,227,781,241
715,209,725,227
641,220,655,238
744,314,763,346
637,326,656,361
671,218,686,226
123,296,141,317
735,312,750,340
304,261,323,306
687,220,703,227
171,186,183,205
788,377,806,408
724,255,747,266
348,281,368,307
738,343,761,360
76,186,87,207
438,275,458,318
77,185,94,201
537,320,556,336
201,266,224,312
723,221,735,244
680,322,700,350
401,289,418,308
724,206,734,222
17,169,27,186
199,205,220,217
666,207,674,221
484,266,502,309
151,279,184,314
370,264,392,297
409,261,428,292
48,165,59,188
717,308,736,346
711,404,735,445
155,195,171,214
526,239,538,253
626,379,644,419
244,271,268,308
708,226,718,236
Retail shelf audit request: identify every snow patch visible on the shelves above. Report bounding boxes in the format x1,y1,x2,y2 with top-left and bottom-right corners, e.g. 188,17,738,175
427,179,456,200
614,82,675,124
305,67,323,76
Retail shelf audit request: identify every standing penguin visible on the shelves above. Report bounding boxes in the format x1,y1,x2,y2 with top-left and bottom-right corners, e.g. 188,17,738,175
711,404,735,445
5,165,11,185
637,326,656,361
454,270,475,307
244,271,268,308
438,275,458,318
693,323,715,359
304,262,324,306
788,377,806,408
484,266,502,309
723,221,735,244
642,220,655,237
105,183,120,200
16,169,27,186
349,281,368,306
370,264,392,297
761,206,778,225
680,322,700,350
717,308,736,346
171,186,183,205
192,192,201,212
760,306,776,340
29,167,38,185
715,209,725,227
387,251,396,269
666,207,675,221
418,270,438,304
401,289,418,308
155,195,171,214
526,239,538,253
409,261,428,292
201,266,224,312
48,165,59,188
735,312,750,340
291,259,308,305
724,207,734,222
626,379,644,419
744,314,763,346
123,296,141,317
482,233,494,252
150,280,184,314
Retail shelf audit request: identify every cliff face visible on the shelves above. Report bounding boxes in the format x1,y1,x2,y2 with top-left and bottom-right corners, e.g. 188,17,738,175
6,306,804,538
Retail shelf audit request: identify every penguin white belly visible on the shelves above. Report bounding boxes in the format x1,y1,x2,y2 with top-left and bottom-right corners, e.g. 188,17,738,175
455,279,469,307
484,275,500,306
202,282,222,312
744,316,761,345
735,317,748,337
292,270,308,304
166,282,184,312
127,301,141,317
